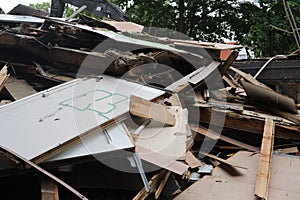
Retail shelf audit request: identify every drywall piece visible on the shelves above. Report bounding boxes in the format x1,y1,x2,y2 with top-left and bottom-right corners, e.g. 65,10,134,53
0,65,9,92
175,151,300,200
130,95,176,126
255,118,275,199
241,80,298,114
190,125,259,152
135,107,190,161
0,75,164,165
5,77,36,100
46,123,134,162
136,146,189,175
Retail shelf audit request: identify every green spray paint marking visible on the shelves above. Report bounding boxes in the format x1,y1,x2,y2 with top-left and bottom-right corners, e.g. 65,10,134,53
59,89,129,120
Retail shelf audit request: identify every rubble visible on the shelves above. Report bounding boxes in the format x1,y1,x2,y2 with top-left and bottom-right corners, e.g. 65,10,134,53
0,4,299,200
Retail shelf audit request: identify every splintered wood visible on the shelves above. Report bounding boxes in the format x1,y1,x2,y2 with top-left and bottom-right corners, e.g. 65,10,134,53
255,118,275,199
0,65,9,93
130,95,176,126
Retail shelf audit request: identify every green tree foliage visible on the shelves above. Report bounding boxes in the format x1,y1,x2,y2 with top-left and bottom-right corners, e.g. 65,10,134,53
243,0,300,57
29,2,51,13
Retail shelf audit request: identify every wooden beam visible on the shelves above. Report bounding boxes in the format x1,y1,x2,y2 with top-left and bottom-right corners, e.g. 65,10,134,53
130,95,176,126
0,65,9,93
190,125,260,152
41,179,59,200
219,51,239,76
255,118,275,199
188,106,300,141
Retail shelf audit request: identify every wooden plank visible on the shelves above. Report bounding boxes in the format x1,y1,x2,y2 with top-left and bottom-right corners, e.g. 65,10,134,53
190,125,259,152
219,50,238,75
5,77,36,100
133,170,166,200
0,66,9,93
255,118,275,199
188,106,300,141
199,152,247,169
280,147,298,154
155,171,171,199
271,109,300,125
41,179,59,200
230,66,272,90
130,95,176,126
185,151,202,169
135,146,189,175
175,151,300,200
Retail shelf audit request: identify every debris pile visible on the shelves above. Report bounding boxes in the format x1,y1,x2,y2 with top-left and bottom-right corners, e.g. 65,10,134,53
0,4,299,200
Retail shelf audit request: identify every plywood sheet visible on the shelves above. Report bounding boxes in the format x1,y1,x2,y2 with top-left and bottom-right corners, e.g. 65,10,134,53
175,151,300,200
0,75,164,163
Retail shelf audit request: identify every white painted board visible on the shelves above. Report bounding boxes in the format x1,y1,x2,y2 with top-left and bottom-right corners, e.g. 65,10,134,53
47,123,133,162
0,75,164,161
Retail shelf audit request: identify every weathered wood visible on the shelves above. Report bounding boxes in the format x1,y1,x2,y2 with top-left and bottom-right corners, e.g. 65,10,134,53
175,151,300,200
242,80,298,114
41,179,59,200
271,109,300,125
230,66,272,90
190,125,260,152
199,152,247,169
185,151,202,169
130,95,176,126
0,66,9,93
135,146,189,175
188,106,300,141
280,146,298,154
5,77,36,100
255,118,275,199
132,170,166,200
219,50,238,76
155,171,171,199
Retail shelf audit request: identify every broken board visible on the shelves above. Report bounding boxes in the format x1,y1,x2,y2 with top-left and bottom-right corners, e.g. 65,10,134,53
0,75,164,166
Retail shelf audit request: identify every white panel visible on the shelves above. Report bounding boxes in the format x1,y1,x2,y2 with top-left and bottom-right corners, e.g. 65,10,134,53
135,107,190,161
47,123,133,162
0,75,164,161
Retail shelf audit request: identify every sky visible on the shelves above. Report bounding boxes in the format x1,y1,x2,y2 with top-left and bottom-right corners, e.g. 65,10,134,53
0,0,50,13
